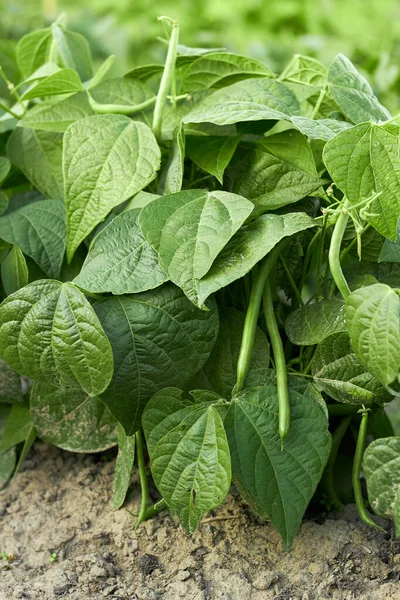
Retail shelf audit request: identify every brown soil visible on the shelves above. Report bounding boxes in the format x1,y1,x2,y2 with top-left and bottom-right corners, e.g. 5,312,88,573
0,442,399,600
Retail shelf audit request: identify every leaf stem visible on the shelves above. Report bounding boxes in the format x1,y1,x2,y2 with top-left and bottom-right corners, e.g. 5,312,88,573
135,428,149,527
144,498,168,520
152,17,179,141
328,202,351,300
0,101,21,120
352,409,386,532
263,280,290,444
88,94,157,115
310,84,327,120
279,255,303,305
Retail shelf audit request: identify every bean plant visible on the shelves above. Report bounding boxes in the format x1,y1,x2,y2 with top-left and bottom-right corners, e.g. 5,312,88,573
0,15,399,550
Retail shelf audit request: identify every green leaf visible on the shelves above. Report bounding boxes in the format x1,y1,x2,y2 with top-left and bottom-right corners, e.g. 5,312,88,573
180,52,273,92
196,212,316,306
7,128,63,200
285,298,346,346
291,117,352,141
311,332,392,405
142,388,231,532
113,425,135,509
346,284,400,386
20,92,94,133
1,246,29,295
186,135,239,183
31,382,118,452
88,55,116,89
140,190,253,306
74,209,168,294
224,386,331,550
0,194,66,278
93,284,219,435
363,436,400,531
0,403,32,454
189,307,270,398
0,360,22,404
0,280,114,396
63,115,161,261
11,424,36,483
379,222,400,263
281,55,327,88
182,78,300,126
0,156,11,185
0,192,8,216
89,77,154,109
327,54,390,124
323,122,400,240
16,28,53,78
159,124,185,195
0,447,16,488
233,130,323,209
51,24,93,82
21,68,83,100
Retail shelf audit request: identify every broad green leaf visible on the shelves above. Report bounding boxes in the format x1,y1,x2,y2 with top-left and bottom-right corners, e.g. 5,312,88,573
280,55,327,88
323,122,400,240
180,52,273,92
233,131,323,209
225,386,331,550
0,447,16,488
88,55,116,89
0,194,66,278
186,135,239,183
20,92,94,133
51,24,93,82
0,280,114,396
0,192,8,216
113,425,135,509
0,360,22,404
0,403,32,454
1,246,28,295
182,78,300,126
31,382,118,452
291,117,352,141
196,212,316,306
21,68,83,100
285,298,346,346
311,333,392,405
143,388,231,532
140,190,253,306
63,115,161,261
364,436,400,532
124,64,164,81
94,284,219,435
16,28,54,78
327,54,390,124
7,128,63,200
189,307,269,398
346,284,400,386
159,124,185,195
19,61,61,85
74,209,168,294
0,156,10,185
89,77,154,110
379,222,400,263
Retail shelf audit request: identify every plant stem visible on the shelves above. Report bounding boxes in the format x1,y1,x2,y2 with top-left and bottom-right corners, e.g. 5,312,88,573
0,101,20,120
320,415,352,511
328,202,351,300
235,241,287,393
135,428,149,527
310,84,327,120
144,498,167,520
352,409,386,532
88,94,157,115
279,255,303,305
263,279,290,444
152,17,179,141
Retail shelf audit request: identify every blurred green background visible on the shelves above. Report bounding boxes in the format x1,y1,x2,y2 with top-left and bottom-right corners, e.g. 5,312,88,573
1,0,400,110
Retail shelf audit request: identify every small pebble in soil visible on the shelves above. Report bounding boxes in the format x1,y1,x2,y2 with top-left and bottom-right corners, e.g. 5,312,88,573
252,571,279,590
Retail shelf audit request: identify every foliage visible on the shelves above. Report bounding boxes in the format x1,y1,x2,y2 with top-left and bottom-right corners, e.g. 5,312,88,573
0,16,399,549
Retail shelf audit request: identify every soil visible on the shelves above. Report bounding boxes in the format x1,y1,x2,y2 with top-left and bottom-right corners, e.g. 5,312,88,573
0,442,399,600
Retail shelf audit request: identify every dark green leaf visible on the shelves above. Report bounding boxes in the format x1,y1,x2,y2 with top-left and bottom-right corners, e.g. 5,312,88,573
113,425,135,509
186,135,239,183
0,403,32,454
285,298,346,346
1,246,28,295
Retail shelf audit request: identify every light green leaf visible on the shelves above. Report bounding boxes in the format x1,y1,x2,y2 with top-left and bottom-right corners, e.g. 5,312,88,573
182,78,300,126
159,124,185,195
327,54,390,124
140,189,253,306
7,128,63,200
20,92,94,133
16,28,54,78
0,360,22,404
1,246,28,296
0,156,11,185
0,447,16,488
51,24,93,82
196,212,316,306
0,403,32,454
19,61,61,85
89,77,154,110
0,280,114,396
225,386,331,550
63,115,161,261
186,135,239,183
0,194,66,278
233,130,323,209
364,436,400,531
21,68,83,100
346,284,400,386
311,332,392,405
74,209,167,294
323,122,400,240
113,425,135,509
31,382,118,452
285,298,346,345
94,284,219,435
281,55,327,88
180,52,273,92
291,117,352,141
143,388,231,532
